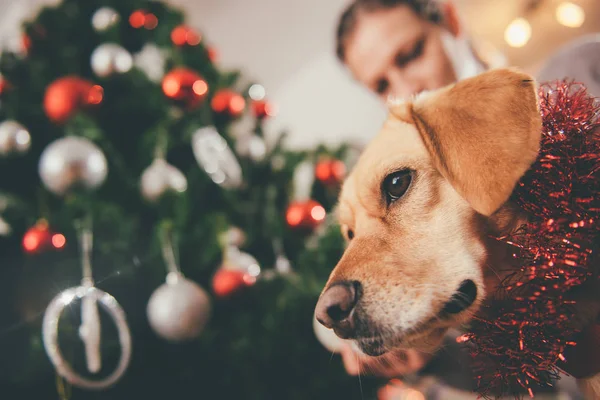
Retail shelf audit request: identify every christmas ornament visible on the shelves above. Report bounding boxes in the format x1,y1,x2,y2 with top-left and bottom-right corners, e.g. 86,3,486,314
219,226,246,248
248,84,266,101
91,43,133,78
42,221,131,389
39,136,108,196
0,76,11,96
192,126,243,189
91,7,119,32
0,216,10,236
251,99,276,119
460,81,600,397
140,158,187,202
285,199,326,230
133,44,166,83
147,226,211,341
44,76,103,124
211,89,245,118
313,312,345,353
315,158,346,185
207,46,218,63
162,67,208,109
129,10,157,30
0,120,30,155
147,272,211,342
212,243,260,297
212,269,251,298
22,220,66,253
170,25,201,46
235,134,267,162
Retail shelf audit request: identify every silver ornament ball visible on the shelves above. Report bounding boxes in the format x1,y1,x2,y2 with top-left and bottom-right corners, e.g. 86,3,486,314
140,158,187,201
0,120,31,155
92,7,120,32
91,43,133,78
147,273,211,342
39,136,108,196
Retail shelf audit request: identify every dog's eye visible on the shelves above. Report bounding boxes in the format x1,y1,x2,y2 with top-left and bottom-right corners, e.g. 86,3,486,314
347,229,354,240
382,170,412,203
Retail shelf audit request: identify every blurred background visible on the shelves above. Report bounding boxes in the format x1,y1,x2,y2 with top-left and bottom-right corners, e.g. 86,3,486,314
0,1,597,399
1,0,598,151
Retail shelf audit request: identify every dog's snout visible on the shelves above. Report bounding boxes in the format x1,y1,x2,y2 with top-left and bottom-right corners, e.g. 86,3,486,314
315,281,361,338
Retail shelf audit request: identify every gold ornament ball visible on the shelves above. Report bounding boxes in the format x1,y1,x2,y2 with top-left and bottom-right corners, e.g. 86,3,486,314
38,136,108,196
147,273,211,342
0,120,31,155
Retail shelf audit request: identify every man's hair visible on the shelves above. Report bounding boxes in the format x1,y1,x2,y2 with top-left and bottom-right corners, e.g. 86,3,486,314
336,0,443,62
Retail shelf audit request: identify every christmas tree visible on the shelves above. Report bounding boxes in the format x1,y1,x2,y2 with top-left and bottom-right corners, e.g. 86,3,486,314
0,0,383,399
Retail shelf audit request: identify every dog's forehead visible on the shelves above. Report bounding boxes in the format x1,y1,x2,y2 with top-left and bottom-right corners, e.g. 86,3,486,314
337,115,431,223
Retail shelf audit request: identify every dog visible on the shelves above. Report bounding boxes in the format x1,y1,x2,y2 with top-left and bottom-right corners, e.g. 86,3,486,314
314,68,600,398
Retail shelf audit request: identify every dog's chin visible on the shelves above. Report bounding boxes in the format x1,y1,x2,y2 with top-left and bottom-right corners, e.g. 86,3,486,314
354,327,448,358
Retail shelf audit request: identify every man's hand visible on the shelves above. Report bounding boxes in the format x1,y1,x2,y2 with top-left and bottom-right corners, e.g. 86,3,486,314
340,344,433,378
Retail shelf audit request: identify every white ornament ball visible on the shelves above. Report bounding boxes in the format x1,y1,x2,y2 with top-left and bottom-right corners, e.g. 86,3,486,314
147,273,211,342
140,158,187,201
92,7,120,32
313,312,345,353
91,43,133,78
133,44,166,83
235,134,267,162
0,120,30,155
39,136,108,196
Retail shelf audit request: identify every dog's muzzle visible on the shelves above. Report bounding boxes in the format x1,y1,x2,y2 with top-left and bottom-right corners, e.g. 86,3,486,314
440,279,477,315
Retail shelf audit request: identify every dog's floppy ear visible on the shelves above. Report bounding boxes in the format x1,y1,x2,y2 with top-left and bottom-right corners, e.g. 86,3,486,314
391,68,542,216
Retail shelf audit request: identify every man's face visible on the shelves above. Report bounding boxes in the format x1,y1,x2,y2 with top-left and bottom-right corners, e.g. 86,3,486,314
345,5,457,101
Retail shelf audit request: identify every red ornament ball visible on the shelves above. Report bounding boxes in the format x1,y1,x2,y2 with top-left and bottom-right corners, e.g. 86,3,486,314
251,100,277,119
211,89,245,118
44,76,103,124
286,199,326,230
129,10,158,30
162,67,208,109
171,25,201,46
315,158,346,185
212,269,255,298
22,220,66,253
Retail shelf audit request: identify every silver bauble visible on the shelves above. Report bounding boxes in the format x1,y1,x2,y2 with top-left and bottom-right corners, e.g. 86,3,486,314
235,134,267,162
192,126,243,189
0,120,30,155
140,158,187,201
147,273,211,342
39,136,108,196
92,7,120,32
91,43,133,78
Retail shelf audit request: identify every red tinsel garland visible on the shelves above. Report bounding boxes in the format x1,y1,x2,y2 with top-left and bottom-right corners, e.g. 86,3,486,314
460,81,600,398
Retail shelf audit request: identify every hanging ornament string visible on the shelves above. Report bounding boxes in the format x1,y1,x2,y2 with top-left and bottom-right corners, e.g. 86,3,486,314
42,215,132,390
146,222,211,342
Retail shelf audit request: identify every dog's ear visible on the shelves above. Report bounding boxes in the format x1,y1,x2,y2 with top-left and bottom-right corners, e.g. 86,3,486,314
391,68,542,216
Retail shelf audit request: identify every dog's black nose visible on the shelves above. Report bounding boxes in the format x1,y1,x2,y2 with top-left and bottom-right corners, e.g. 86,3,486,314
315,281,361,339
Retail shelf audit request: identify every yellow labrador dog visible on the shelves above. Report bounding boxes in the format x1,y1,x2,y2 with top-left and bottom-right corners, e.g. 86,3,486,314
314,68,600,398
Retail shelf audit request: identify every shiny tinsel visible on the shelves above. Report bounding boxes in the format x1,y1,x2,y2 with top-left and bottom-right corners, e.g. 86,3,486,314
461,81,600,398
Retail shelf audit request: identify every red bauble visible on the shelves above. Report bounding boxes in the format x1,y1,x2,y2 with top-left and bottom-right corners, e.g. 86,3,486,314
129,10,158,30
44,76,103,124
162,67,208,109
171,25,201,46
286,199,326,230
212,269,255,298
251,100,276,119
0,78,11,96
315,158,346,185
22,220,66,253
211,89,245,118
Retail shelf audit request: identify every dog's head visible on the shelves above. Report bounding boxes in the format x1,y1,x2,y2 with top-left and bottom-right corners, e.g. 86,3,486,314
315,69,543,356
